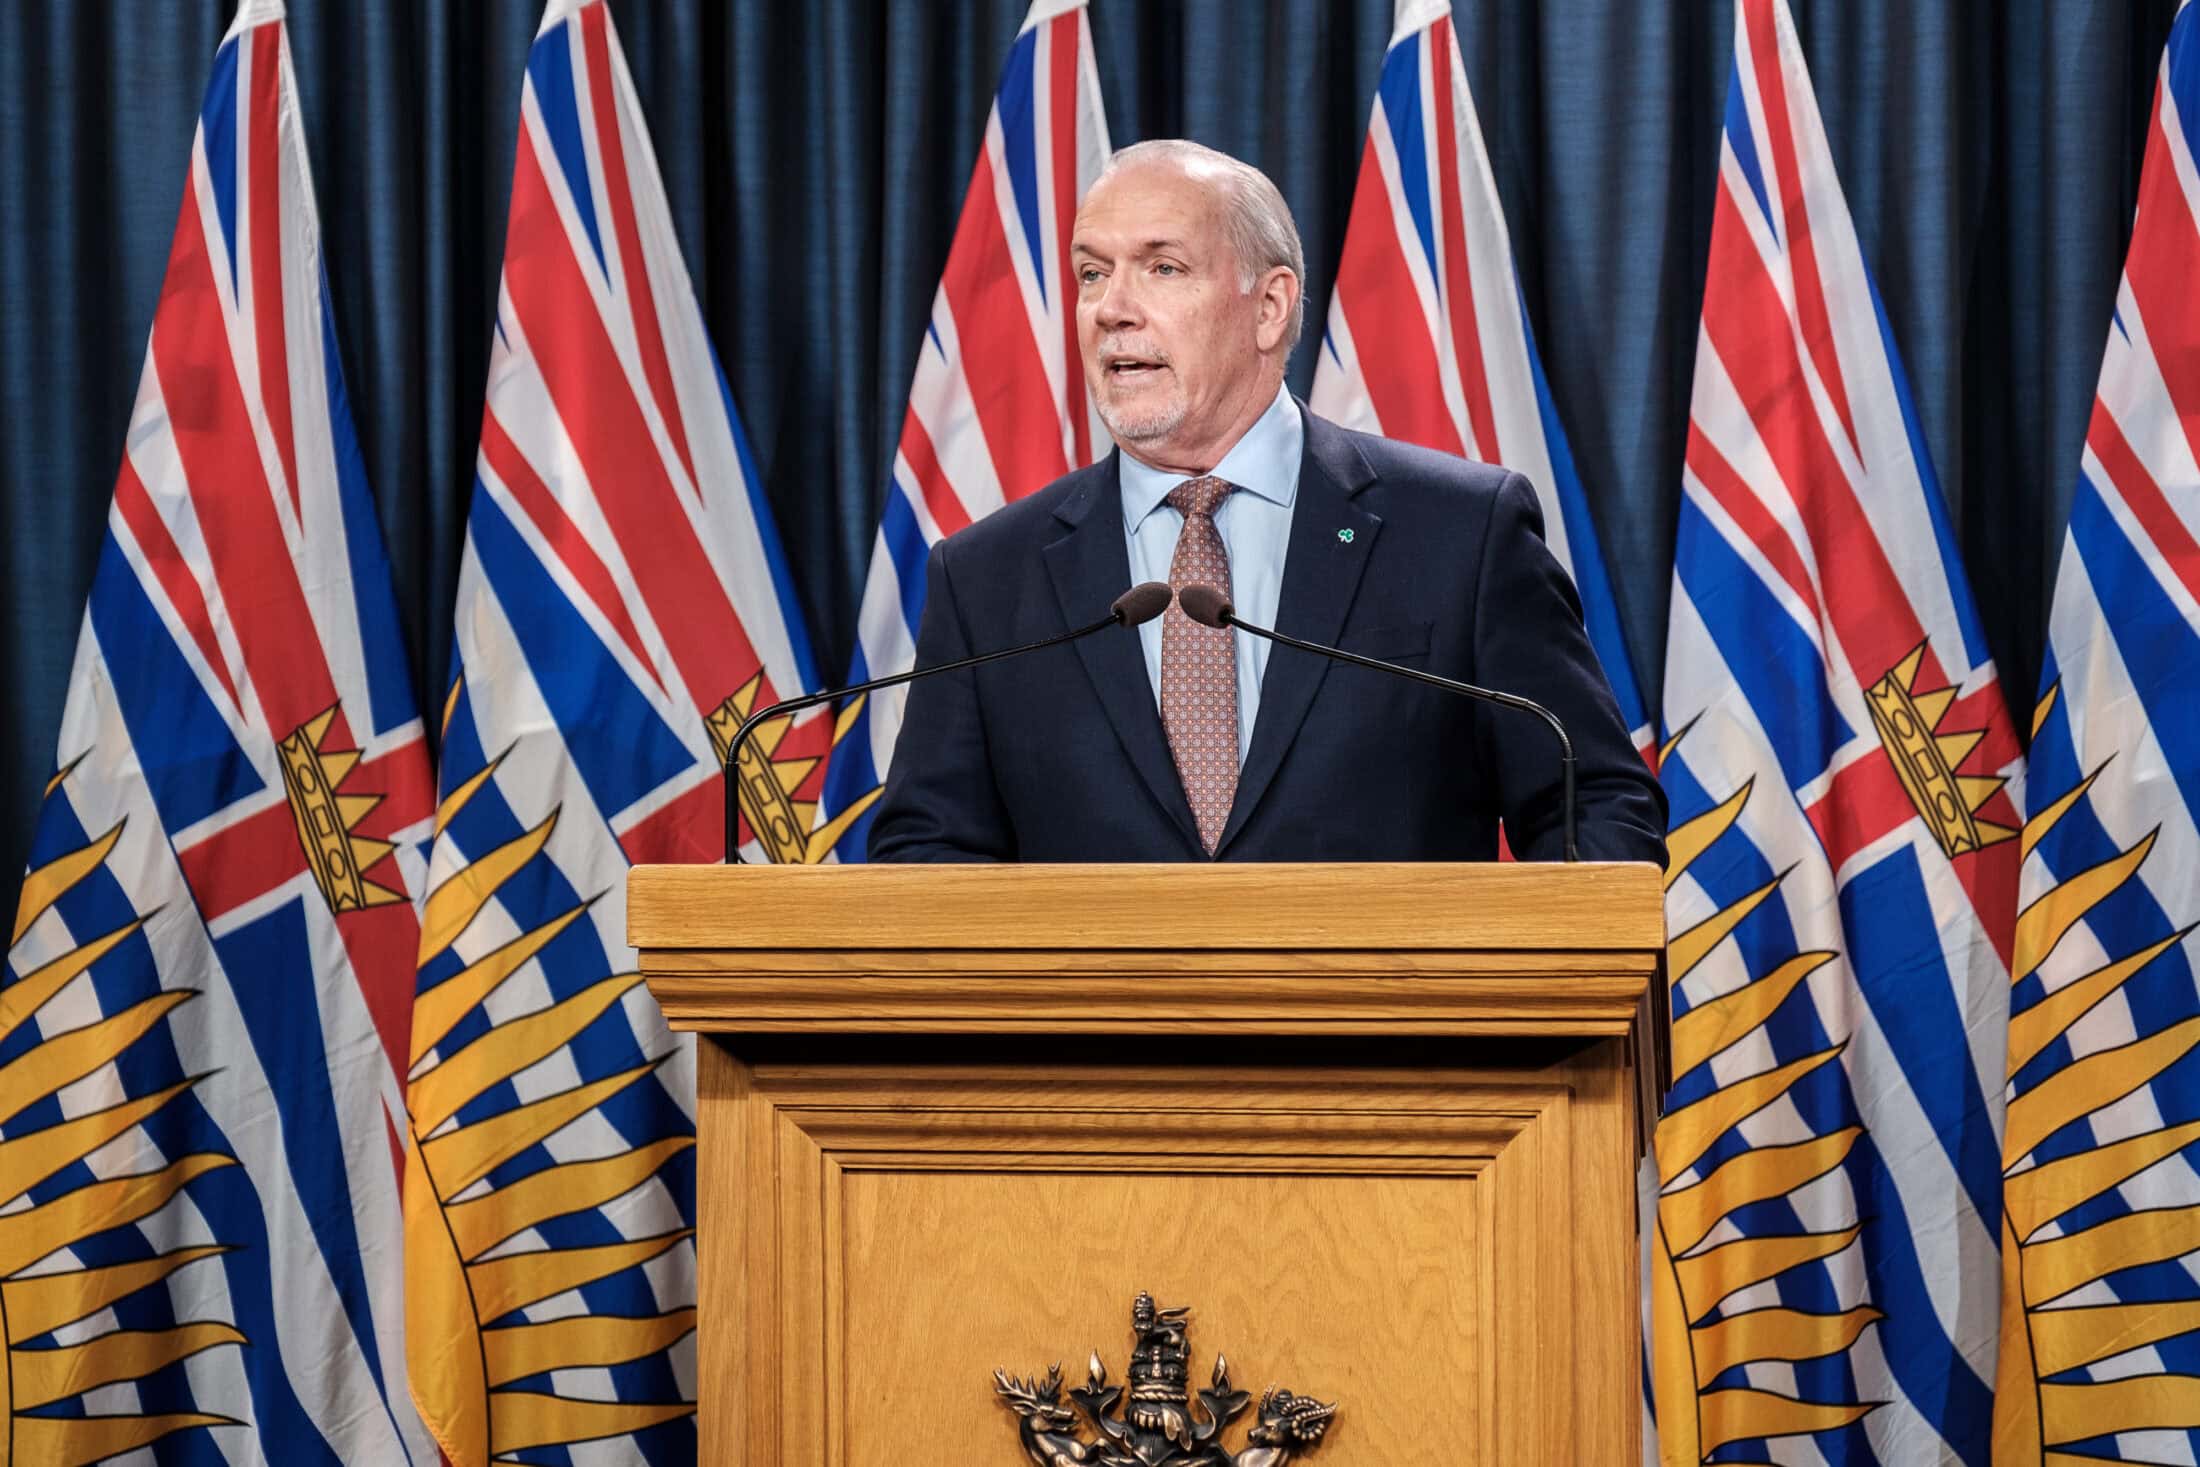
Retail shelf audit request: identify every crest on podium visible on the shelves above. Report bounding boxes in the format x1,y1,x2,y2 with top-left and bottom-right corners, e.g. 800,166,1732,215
994,1293,1337,1467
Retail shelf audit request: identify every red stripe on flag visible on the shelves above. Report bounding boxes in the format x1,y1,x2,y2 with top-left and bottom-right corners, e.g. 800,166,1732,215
1049,12,1091,469
346,736,438,842
938,149,1073,502
176,800,302,917
578,4,699,498
1962,835,2019,974
2124,102,2200,494
1335,135,1465,457
334,900,421,1078
246,29,299,520
617,776,720,866
503,125,764,717
2087,399,2200,611
1700,183,1936,694
385,1103,407,1190
1683,423,1823,622
153,173,340,737
1948,682,2025,790
478,407,662,685
1742,0,1861,459
1804,749,1914,873
1428,18,1502,463
112,453,243,711
897,404,973,539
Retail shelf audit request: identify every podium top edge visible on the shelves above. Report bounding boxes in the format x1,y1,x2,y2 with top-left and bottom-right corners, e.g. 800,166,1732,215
626,860,1665,953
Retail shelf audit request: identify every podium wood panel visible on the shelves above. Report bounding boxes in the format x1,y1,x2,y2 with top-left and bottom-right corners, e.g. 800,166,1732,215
697,1048,1636,1466
633,862,1663,1466
632,860,1663,952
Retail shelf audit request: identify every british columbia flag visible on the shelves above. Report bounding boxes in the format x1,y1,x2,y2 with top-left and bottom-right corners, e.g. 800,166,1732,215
813,0,1111,859
1649,1,2024,1463
405,1,830,1462
4,4,437,1463
1308,0,1647,751
1995,3,2200,1461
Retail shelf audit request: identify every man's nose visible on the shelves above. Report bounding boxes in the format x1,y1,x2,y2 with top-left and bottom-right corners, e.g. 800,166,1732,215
1093,268,1142,327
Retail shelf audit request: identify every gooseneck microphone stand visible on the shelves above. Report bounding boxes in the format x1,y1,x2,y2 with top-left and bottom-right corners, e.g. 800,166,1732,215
721,582,1173,863
1177,584,1579,862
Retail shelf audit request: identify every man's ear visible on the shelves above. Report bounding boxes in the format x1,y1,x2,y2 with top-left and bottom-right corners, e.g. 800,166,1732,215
1252,266,1299,354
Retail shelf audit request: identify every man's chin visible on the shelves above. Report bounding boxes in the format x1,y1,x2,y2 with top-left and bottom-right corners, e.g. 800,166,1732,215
1097,397,1187,445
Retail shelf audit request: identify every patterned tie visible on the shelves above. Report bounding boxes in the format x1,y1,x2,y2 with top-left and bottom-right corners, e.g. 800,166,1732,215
1161,475,1238,854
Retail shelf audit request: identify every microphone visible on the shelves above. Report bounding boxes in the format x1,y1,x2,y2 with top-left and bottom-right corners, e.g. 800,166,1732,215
1176,583,1581,862
721,582,1173,863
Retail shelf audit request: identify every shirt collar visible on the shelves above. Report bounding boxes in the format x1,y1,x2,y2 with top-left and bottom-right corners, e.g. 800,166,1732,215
1119,384,1302,532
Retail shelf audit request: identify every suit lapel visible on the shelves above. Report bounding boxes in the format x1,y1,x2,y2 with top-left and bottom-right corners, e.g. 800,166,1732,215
1217,411,1380,854
1042,455,1204,853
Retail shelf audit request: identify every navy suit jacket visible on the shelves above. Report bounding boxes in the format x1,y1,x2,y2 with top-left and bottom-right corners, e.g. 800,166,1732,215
869,408,1667,864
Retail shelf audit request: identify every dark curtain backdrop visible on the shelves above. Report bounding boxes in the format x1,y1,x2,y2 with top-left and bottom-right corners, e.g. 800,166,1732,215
0,0,2178,883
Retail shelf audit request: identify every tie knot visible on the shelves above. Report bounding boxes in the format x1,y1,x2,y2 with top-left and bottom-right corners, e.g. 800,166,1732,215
1166,475,1233,520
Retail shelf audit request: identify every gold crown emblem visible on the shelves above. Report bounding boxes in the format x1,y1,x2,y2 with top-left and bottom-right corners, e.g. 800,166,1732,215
1863,644,2015,859
277,706,402,912
706,673,879,864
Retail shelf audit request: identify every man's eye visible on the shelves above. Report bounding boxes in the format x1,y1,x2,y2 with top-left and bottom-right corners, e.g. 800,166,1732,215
1079,268,1103,284
1154,263,1179,276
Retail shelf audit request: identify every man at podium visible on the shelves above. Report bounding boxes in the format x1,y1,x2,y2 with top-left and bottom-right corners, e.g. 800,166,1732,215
870,140,1664,866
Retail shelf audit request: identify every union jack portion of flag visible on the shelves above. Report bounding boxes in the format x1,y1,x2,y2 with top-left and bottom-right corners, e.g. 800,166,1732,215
406,0,832,1461
1309,0,1647,750
1996,3,2200,1460
814,0,1111,860
1650,2,2023,1463
5,4,437,1462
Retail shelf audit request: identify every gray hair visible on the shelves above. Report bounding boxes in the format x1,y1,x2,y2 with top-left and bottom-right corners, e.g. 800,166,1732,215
1100,139,1306,351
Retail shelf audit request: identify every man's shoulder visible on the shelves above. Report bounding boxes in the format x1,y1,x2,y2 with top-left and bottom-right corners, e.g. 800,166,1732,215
934,458,1113,567
1307,411,1521,520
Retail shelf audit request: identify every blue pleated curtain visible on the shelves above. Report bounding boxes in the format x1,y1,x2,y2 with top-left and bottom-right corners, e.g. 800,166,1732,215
0,0,2176,880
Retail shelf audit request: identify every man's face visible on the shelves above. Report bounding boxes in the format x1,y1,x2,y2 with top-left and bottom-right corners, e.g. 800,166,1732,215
1070,162,1274,468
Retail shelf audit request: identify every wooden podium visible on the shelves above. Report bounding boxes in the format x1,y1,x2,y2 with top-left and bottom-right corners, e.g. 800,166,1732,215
630,861,1664,1466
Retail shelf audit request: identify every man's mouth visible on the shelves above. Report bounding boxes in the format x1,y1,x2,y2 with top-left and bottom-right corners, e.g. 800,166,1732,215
1105,357,1166,384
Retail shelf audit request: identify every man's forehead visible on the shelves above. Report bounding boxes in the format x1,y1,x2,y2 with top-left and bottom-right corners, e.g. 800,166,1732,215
1072,167,1221,252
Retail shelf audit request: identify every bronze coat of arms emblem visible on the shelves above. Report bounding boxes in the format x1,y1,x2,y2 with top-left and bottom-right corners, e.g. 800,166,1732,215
994,1293,1337,1466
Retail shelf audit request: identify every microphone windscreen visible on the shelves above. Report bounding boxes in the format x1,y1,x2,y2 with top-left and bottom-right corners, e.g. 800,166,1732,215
1176,583,1233,629
1112,581,1174,627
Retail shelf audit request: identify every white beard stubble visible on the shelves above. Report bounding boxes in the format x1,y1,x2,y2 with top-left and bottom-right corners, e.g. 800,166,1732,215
1096,388,1188,443
1092,333,1187,443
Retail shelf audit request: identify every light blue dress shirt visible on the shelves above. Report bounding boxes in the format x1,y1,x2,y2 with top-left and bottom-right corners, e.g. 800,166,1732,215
1119,385,1303,764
